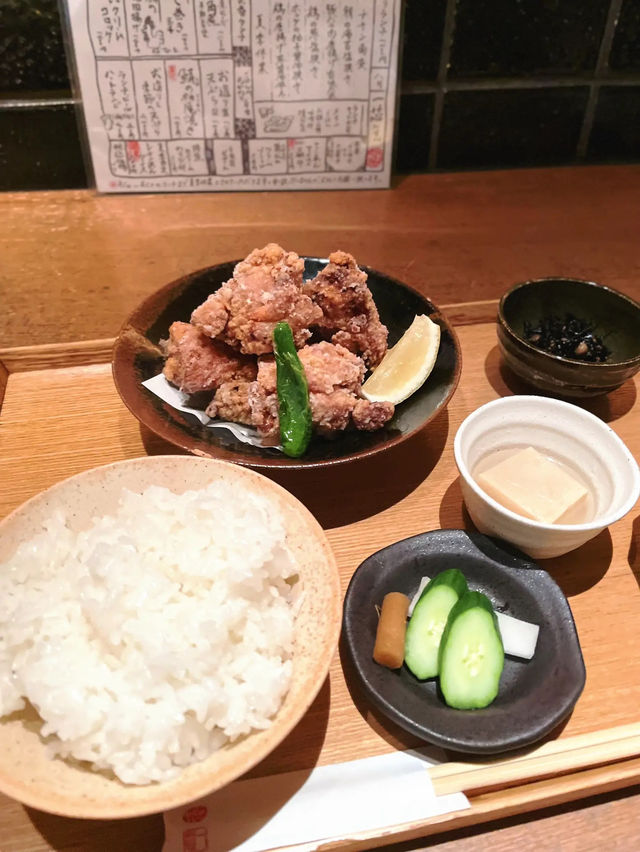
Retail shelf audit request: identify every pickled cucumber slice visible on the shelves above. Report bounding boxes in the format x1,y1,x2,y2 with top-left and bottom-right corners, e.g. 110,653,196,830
404,569,468,680
438,591,504,710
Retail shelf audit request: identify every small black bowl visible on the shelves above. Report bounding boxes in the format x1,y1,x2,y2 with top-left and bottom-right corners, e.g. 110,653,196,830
342,529,586,755
497,278,640,398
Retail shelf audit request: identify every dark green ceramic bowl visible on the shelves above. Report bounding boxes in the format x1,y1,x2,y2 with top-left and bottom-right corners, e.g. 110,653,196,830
497,278,640,398
113,258,461,469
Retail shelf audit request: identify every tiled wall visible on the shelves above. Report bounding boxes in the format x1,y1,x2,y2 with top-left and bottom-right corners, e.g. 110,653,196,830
1,0,639,190
399,0,640,171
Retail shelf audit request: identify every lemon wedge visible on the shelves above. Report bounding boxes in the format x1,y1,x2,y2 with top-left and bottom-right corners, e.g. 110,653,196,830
362,314,441,404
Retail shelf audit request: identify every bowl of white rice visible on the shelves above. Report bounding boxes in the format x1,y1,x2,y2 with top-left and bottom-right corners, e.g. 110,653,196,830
0,456,340,818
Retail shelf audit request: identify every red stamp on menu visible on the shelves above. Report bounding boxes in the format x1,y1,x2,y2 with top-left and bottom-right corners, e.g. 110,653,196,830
126,141,140,161
168,64,177,81
366,147,384,169
183,805,208,823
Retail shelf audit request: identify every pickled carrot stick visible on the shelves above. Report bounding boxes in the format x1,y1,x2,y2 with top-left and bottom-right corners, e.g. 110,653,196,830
373,592,410,669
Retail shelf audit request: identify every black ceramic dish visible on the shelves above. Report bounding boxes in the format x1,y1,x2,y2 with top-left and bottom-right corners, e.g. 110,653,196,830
342,529,586,755
113,258,461,469
497,278,640,398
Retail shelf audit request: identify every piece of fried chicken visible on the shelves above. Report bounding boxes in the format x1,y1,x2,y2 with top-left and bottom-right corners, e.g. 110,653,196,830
247,341,394,437
303,250,388,367
191,243,322,355
163,321,256,394
205,381,254,424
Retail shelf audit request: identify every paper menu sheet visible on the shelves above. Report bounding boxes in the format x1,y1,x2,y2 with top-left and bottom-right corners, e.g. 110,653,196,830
64,1,401,193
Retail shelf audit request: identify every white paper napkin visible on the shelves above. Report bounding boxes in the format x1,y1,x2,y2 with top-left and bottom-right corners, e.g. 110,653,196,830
163,749,469,852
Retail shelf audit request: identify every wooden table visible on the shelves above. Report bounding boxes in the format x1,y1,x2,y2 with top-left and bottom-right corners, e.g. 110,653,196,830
1,167,640,851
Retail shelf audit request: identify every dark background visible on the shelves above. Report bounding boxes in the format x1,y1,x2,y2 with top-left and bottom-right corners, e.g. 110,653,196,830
1,0,638,190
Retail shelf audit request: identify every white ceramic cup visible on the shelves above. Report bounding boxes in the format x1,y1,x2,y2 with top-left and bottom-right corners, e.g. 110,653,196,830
453,396,640,559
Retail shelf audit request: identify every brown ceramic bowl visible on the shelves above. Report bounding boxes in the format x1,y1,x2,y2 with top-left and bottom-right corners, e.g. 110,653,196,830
0,456,340,818
497,278,640,398
113,258,462,469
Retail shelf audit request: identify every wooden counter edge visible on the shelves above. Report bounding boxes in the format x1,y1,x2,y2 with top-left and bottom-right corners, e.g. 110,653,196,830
0,339,115,374
0,300,498,377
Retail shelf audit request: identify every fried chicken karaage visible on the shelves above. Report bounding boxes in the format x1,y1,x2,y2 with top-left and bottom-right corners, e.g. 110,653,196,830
248,342,394,437
205,380,254,424
303,250,388,367
191,243,322,355
162,321,257,394
159,245,397,451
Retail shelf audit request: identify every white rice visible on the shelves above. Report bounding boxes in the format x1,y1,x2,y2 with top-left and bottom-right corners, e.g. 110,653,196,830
0,482,298,785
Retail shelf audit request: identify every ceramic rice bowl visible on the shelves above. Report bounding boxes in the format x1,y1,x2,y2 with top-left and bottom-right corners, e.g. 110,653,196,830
0,456,340,818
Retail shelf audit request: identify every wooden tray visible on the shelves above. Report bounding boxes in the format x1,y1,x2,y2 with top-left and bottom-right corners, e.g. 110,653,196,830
1,309,639,850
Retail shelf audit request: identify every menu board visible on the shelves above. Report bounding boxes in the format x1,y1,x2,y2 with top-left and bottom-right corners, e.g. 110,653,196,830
64,1,401,193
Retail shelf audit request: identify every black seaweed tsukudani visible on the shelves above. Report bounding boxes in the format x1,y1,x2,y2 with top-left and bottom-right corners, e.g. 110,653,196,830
524,314,610,362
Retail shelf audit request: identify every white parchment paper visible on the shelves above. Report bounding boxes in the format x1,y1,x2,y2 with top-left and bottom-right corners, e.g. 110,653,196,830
142,373,281,449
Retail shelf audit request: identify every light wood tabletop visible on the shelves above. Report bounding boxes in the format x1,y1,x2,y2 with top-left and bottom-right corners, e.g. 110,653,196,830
1,166,640,851
2,165,640,349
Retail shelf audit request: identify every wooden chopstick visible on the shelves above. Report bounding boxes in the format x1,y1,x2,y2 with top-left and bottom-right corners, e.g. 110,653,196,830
430,722,640,795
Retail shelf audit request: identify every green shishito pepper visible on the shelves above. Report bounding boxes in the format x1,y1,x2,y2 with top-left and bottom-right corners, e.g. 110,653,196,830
273,322,312,457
